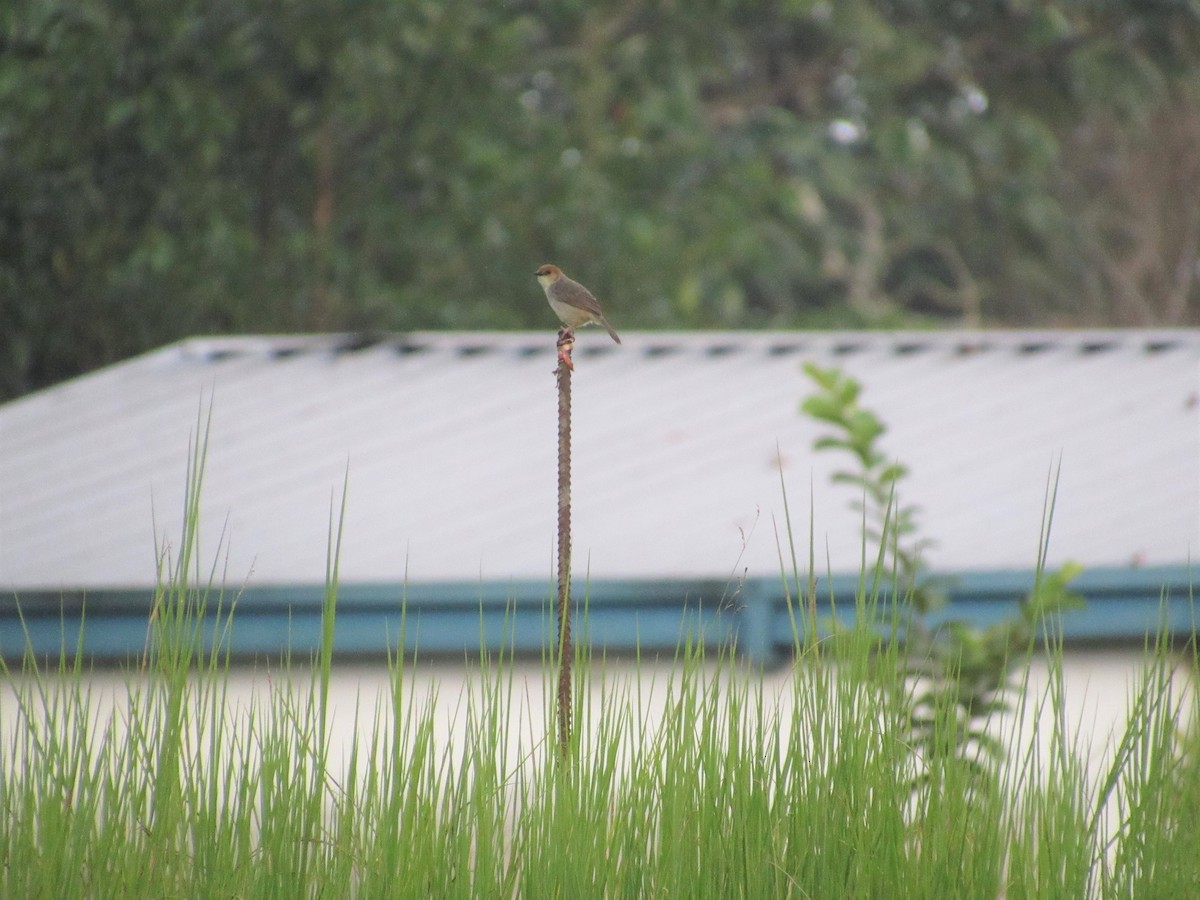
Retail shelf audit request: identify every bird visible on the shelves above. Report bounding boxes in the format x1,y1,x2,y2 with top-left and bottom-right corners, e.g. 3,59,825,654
535,264,621,344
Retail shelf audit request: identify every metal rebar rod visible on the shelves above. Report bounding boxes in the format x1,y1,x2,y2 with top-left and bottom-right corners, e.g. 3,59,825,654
554,327,574,758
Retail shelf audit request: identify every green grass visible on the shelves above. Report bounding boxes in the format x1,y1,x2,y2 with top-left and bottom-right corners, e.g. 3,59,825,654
2,435,1199,897
4,606,1197,897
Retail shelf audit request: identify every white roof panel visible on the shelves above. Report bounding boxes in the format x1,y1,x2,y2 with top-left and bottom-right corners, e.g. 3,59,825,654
1,331,1196,590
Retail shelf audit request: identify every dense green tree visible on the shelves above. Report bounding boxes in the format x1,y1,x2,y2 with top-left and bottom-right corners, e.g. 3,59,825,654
2,0,1199,399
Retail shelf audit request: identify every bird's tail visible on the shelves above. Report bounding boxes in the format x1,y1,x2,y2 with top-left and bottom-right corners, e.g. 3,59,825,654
600,317,621,344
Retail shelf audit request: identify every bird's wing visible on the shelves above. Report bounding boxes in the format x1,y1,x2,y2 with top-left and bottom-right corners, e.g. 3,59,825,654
560,279,605,316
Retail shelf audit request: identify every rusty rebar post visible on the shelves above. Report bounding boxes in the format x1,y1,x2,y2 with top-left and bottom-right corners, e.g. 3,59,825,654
554,327,574,758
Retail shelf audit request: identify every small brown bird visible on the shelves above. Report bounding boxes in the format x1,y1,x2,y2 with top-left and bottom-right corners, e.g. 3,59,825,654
535,264,621,344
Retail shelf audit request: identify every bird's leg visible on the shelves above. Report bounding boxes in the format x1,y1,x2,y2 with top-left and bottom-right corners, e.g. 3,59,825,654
556,327,576,371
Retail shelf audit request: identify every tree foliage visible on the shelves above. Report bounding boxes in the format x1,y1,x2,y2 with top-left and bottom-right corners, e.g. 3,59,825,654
3,0,1199,398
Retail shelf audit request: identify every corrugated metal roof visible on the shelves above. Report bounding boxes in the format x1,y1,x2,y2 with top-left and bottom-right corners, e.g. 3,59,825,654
2,330,1197,591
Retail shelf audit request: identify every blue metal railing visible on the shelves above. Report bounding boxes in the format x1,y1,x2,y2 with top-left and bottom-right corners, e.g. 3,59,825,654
2,566,1194,667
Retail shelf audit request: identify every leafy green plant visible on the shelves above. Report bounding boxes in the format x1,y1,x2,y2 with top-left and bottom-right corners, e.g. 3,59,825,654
800,362,940,614
801,362,1085,786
